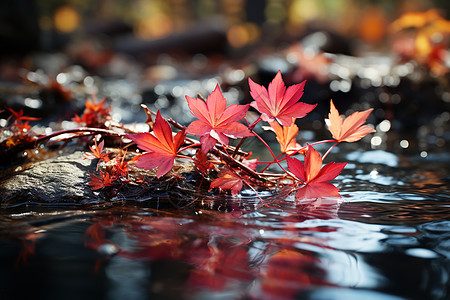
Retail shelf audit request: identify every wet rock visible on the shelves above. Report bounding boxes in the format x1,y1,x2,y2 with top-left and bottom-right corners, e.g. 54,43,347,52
0,151,97,205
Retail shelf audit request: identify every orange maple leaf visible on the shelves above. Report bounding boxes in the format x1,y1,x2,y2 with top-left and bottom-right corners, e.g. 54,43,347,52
126,110,186,178
7,108,40,123
107,152,129,179
269,120,302,155
248,70,317,126
326,100,375,143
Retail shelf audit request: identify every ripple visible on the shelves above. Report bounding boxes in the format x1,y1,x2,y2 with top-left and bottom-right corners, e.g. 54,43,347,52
299,287,406,300
405,248,440,259
346,150,399,167
421,221,450,234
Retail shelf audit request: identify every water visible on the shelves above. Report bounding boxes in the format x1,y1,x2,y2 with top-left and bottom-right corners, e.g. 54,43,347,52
1,149,450,300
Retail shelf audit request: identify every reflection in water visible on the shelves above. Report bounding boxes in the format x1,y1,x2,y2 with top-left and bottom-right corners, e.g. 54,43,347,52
0,150,449,299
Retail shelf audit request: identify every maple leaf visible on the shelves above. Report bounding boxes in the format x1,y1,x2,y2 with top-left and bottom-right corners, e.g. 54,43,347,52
7,108,40,123
73,97,111,127
287,145,346,200
186,84,252,153
194,150,215,175
210,170,243,195
88,171,114,190
269,120,302,155
294,182,341,200
107,152,129,179
248,70,317,126
242,157,258,171
326,100,376,143
84,140,110,165
126,110,186,178
5,108,40,135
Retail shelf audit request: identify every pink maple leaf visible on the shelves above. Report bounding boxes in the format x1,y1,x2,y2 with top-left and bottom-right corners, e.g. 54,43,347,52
248,70,317,126
186,84,253,153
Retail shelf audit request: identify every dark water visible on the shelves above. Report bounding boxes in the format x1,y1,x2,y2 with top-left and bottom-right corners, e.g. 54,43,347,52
1,149,449,300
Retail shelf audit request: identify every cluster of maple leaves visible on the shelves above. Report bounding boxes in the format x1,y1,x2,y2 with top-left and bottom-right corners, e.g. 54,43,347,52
0,108,40,147
81,70,375,200
1,70,375,200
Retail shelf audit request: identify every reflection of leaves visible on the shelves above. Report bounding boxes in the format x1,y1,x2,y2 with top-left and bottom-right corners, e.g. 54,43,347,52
249,70,316,126
258,249,328,299
188,246,253,291
16,232,43,266
186,84,252,154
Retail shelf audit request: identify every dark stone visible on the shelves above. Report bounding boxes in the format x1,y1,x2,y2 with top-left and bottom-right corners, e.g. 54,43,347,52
0,151,98,205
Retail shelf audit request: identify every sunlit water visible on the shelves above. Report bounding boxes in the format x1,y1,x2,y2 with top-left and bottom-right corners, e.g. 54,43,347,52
1,149,449,300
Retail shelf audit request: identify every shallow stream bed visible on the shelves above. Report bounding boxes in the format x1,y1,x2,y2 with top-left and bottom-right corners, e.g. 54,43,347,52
0,148,449,300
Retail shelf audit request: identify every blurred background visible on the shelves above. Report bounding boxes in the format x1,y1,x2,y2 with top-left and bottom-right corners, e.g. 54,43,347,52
1,0,449,56
0,0,449,153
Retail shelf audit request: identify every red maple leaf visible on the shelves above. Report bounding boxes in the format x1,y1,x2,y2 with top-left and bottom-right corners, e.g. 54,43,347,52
7,108,40,123
294,182,341,200
186,84,252,153
210,170,243,195
107,152,129,179
326,100,376,143
194,150,215,175
88,171,114,190
84,139,110,165
126,110,186,178
248,70,317,126
287,145,346,200
6,108,40,135
73,97,111,127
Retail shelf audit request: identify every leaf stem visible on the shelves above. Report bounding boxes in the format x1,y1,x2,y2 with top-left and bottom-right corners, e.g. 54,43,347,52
321,142,339,161
260,153,283,172
36,127,125,144
253,131,290,175
178,143,202,153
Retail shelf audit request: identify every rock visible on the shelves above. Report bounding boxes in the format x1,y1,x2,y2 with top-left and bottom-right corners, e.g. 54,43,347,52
0,151,98,205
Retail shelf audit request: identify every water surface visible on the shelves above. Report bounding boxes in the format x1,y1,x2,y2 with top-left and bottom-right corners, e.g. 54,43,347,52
1,149,449,300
